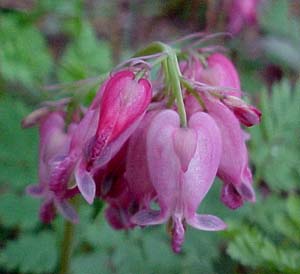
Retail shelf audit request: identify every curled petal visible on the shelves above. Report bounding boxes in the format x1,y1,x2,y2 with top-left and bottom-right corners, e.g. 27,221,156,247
221,183,244,209
75,164,96,204
187,214,227,231
131,209,167,226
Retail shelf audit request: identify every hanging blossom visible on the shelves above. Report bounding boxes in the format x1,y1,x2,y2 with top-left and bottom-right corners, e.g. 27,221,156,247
23,33,261,252
226,0,261,35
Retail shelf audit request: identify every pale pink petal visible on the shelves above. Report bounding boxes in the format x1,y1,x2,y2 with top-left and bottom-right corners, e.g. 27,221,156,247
75,164,96,204
187,214,227,231
172,128,197,172
183,112,222,217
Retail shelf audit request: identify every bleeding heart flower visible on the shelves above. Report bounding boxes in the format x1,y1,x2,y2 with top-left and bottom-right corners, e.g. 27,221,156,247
197,53,241,97
132,110,226,253
75,70,152,204
228,0,260,35
202,95,256,209
26,112,79,223
124,110,158,208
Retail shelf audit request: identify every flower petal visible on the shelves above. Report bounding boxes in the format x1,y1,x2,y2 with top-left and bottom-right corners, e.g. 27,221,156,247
187,214,227,231
75,164,96,204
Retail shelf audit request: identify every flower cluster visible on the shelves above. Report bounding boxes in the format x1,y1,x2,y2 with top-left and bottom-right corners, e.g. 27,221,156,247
24,37,261,253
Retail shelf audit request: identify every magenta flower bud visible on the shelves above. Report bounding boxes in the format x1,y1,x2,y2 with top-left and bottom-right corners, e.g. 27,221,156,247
222,95,262,126
75,70,152,204
132,110,226,253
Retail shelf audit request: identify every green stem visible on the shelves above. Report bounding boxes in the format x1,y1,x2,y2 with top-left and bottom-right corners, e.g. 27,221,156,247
166,48,187,127
59,220,75,274
180,78,206,110
134,42,187,127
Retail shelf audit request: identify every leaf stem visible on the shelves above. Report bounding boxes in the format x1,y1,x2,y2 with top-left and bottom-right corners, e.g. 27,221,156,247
59,220,75,274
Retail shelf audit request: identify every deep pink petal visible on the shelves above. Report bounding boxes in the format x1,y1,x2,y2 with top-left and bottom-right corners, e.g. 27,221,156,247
222,95,262,126
96,70,152,143
172,216,185,253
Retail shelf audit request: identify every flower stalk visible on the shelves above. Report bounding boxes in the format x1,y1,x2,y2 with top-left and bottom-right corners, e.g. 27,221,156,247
59,219,75,274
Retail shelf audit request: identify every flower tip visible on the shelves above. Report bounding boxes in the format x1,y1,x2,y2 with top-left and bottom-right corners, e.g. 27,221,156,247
21,107,50,128
75,167,96,204
26,184,44,197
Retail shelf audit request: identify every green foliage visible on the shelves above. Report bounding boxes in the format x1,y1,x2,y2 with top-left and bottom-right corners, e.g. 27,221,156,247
0,94,38,191
0,193,39,230
249,81,300,191
74,214,222,274
0,231,58,274
0,14,53,89
227,226,300,274
226,80,300,274
58,21,113,82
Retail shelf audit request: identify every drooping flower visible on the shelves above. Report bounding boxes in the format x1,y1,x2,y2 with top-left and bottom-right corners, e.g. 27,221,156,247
124,110,158,208
75,70,152,204
26,112,79,223
132,110,226,253
185,94,256,209
182,53,258,208
227,0,260,35
197,53,241,97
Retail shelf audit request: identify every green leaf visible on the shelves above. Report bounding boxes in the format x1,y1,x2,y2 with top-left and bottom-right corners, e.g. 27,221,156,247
249,80,300,191
227,228,265,267
58,21,113,82
260,1,300,44
287,195,300,227
0,14,53,89
71,251,111,274
0,94,38,190
0,193,39,230
0,231,58,274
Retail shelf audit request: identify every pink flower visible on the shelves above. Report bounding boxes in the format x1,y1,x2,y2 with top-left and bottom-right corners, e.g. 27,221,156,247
186,94,256,209
222,95,261,126
197,53,241,97
124,111,158,208
75,70,152,204
26,112,79,223
104,176,137,230
228,0,260,35
132,110,226,253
